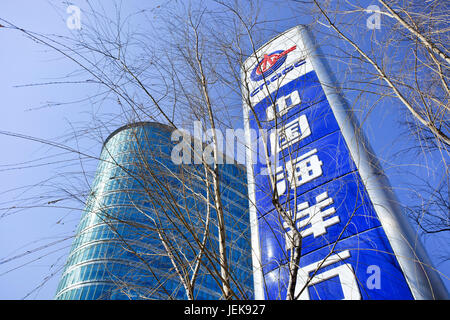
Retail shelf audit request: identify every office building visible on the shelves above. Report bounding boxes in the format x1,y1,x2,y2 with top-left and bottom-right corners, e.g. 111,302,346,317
55,122,253,299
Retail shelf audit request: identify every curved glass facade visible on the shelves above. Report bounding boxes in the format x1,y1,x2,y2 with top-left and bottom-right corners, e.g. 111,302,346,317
55,122,253,300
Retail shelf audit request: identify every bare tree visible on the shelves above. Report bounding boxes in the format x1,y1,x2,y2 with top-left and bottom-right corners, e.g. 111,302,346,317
289,0,449,238
0,0,448,299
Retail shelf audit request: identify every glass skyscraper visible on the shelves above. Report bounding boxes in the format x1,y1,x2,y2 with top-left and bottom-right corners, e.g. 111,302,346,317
55,122,253,300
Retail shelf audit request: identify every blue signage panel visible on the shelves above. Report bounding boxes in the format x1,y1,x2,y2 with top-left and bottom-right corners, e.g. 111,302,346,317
246,64,415,298
258,172,383,274
249,71,326,128
242,25,447,299
263,227,414,300
249,96,338,151
253,129,357,218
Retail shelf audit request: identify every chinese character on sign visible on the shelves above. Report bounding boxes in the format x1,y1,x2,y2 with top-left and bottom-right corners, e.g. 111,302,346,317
283,191,339,250
275,148,323,195
270,114,311,155
294,250,361,300
266,90,301,121
260,113,311,177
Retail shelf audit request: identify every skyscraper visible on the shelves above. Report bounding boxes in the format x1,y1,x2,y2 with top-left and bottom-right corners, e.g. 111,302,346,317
55,122,253,300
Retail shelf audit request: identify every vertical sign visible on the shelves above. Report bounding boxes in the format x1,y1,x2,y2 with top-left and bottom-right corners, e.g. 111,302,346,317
241,25,448,300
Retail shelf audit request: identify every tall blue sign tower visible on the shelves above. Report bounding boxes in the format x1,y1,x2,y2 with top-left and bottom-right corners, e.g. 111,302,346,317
241,25,448,300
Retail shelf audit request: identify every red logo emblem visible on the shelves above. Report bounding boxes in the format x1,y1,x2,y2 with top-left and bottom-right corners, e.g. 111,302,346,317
251,45,297,81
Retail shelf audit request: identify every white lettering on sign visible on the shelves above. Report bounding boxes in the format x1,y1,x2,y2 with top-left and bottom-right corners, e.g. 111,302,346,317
266,90,301,121
270,114,311,155
283,191,339,250
275,148,323,195
294,250,361,300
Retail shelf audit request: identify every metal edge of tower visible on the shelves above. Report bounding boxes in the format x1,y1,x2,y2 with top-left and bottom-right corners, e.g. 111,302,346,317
298,24,448,300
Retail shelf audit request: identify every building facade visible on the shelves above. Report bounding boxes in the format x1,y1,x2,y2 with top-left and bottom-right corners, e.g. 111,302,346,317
55,122,253,300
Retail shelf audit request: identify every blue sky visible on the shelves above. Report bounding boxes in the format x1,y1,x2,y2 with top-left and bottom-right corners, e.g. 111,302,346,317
0,0,448,299
0,0,171,300
0,0,96,299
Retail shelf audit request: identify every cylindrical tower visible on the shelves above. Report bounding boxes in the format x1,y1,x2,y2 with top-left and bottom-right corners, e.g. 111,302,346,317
55,122,253,300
